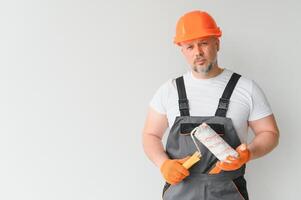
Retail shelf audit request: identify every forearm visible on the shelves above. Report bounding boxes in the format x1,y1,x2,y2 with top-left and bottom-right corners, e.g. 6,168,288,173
143,133,169,168
248,131,279,160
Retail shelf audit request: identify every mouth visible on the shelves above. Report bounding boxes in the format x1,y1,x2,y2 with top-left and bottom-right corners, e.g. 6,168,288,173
195,59,206,64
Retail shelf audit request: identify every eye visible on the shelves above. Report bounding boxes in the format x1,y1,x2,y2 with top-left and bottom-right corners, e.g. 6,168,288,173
187,46,193,50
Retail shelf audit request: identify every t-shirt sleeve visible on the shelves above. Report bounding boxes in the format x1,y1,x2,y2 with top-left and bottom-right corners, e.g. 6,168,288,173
149,80,170,115
248,80,273,121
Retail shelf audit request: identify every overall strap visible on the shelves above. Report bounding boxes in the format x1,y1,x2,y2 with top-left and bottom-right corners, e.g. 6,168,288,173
175,76,190,116
215,73,241,117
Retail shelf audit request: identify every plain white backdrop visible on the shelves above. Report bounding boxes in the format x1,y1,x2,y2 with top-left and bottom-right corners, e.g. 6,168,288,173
0,0,300,199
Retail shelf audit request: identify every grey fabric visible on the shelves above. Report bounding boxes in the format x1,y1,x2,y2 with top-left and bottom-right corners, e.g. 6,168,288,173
162,74,247,200
163,116,246,200
164,174,245,200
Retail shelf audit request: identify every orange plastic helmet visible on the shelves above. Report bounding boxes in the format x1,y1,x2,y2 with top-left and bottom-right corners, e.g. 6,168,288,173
174,10,222,45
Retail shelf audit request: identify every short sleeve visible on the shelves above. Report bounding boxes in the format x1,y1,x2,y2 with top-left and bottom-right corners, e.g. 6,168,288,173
248,80,273,121
149,80,170,115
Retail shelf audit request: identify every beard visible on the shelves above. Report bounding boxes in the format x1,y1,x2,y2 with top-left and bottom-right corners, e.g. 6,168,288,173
192,62,213,74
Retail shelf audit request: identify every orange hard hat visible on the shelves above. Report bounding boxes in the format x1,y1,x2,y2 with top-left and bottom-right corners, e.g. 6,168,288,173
174,10,222,45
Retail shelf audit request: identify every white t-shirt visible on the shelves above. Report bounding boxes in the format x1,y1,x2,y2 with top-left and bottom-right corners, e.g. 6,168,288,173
149,68,273,143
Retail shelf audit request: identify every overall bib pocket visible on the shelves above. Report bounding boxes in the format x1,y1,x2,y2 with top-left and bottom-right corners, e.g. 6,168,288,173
180,123,225,136
208,177,246,200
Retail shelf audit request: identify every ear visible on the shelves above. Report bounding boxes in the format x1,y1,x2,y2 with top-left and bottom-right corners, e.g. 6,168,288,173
216,38,220,51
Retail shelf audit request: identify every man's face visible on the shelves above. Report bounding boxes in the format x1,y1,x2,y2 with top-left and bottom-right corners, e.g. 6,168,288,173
180,37,220,74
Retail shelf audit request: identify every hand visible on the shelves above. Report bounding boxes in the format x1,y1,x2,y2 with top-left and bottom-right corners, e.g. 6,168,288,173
209,144,250,174
160,157,190,185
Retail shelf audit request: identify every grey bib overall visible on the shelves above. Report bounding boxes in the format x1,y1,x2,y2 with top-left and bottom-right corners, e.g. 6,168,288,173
162,73,249,200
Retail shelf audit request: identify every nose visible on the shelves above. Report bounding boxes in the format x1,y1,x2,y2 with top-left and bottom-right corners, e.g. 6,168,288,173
195,45,204,56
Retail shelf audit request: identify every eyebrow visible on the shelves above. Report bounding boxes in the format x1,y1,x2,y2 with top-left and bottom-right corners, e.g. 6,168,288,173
184,39,209,46
198,39,209,42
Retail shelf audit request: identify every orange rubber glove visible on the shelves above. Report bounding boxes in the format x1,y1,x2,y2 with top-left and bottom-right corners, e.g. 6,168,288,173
160,157,190,185
209,144,251,174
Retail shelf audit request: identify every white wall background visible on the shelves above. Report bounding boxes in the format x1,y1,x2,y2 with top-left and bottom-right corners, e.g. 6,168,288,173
0,0,300,199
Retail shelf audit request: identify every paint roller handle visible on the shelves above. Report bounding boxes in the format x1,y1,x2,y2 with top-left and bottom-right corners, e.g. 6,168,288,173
182,151,202,169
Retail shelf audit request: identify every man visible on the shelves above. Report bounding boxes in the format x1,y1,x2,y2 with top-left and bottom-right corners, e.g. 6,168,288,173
142,10,279,200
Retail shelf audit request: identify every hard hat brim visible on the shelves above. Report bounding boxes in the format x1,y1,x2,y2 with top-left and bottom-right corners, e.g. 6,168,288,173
174,29,222,46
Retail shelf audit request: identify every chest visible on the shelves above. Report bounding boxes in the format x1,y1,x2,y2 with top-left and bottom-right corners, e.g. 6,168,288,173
165,84,251,128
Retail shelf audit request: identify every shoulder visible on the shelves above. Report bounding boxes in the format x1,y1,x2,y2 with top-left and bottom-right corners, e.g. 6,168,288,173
229,69,269,106
156,72,190,93
151,74,182,99
228,69,255,95
158,78,176,93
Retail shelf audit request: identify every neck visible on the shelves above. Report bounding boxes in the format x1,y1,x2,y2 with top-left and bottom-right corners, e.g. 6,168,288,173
191,65,224,79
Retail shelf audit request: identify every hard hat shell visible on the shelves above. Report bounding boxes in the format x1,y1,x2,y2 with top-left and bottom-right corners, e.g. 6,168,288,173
174,10,222,45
